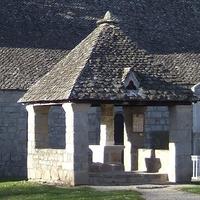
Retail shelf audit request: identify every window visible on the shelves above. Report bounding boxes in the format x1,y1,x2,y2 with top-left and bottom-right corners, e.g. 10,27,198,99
122,69,141,97
126,80,137,90
114,113,124,145
123,69,140,90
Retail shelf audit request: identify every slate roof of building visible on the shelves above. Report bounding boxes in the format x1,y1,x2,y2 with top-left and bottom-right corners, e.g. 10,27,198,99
1,0,200,93
0,48,67,90
20,12,194,103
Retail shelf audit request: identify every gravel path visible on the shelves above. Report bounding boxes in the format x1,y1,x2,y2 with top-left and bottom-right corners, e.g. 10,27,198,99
91,185,200,200
136,185,200,200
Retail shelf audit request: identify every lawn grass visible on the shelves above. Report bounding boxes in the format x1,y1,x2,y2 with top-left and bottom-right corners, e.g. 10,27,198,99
180,184,200,194
0,181,143,200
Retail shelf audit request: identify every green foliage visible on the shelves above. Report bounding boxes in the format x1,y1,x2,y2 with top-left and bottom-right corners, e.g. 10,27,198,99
0,181,143,200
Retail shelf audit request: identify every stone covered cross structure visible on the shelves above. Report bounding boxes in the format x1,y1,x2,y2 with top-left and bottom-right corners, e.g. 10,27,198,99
25,104,192,185
20,11,194,186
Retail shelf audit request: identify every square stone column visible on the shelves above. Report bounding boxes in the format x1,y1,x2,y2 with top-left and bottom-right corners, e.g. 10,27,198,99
169,105,193,183
96,104,116,164
26,105,50,180
26,105,35,180
123,107,132,171
192,102,200,154
123,106,146,171
100,104,114,146
62,103,90,186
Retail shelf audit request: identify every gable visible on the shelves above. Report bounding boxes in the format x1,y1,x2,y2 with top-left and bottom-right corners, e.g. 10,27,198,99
123,69,140,90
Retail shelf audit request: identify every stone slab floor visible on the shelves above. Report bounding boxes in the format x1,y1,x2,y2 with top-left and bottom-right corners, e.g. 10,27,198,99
91,185,200,200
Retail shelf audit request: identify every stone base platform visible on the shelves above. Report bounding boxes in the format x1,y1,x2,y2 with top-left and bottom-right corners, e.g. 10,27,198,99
89,162,124,173
89,171,168,186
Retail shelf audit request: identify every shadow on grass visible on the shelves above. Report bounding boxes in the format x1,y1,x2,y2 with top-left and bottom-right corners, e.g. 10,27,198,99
0,178,27,183
191,182,200,185
0,181,143,200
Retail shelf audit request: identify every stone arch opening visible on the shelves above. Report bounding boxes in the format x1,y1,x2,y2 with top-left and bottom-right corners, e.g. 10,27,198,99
114,113,124,145
34,105,66,149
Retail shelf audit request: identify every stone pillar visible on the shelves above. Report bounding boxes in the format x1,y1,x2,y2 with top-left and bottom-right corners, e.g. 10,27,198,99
26,105,50,180
62,103,90,186
123,107,132,171
169,105,193,183
123,106,146,171
100,104,114,146
192,102,200,154
26,105,35,180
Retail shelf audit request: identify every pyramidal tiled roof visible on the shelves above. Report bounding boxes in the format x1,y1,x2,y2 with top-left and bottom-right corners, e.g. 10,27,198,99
20,12,194,104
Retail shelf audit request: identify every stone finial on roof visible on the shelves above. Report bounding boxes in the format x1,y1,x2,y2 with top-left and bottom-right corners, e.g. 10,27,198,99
97,11,119,26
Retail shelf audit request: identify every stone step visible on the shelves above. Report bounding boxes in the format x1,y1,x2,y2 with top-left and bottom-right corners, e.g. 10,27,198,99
89,172,168,186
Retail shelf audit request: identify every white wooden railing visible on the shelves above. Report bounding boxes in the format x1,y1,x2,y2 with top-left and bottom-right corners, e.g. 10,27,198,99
191,155,200,180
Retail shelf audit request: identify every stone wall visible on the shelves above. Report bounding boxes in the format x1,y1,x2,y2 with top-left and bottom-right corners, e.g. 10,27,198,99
28,149,69,184
0,93,191,181
0,90,27,178
48,106,66,149
0,91,99,179
88,107,100,145
0,91,69,178
88,106,169,147
144,106,169,149
123,106,169,171
145,106,169,132
27,103,90,185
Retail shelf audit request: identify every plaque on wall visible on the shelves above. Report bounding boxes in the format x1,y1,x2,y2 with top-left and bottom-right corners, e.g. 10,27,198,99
132,113,144,133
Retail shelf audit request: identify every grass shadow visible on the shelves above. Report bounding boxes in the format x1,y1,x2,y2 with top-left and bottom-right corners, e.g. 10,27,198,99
0,181,144,200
